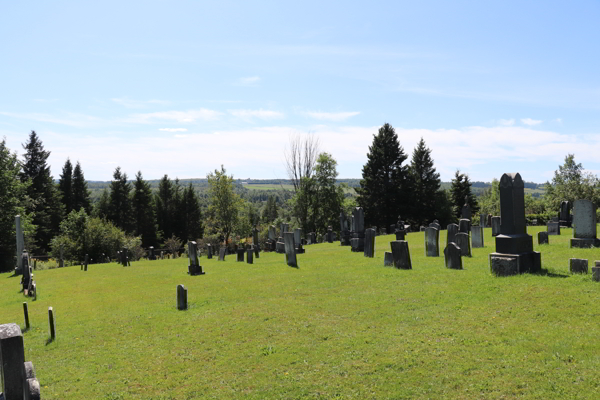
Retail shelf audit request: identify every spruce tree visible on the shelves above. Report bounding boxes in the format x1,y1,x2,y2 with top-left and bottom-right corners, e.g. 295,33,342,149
450,170,479,219
355,123,410,228
155,175,176,240
21,131,64,253
409,138,441,226
58,158,73,214
108,167,134,233
132,171,158,247
180,183,204,241
93,189,110,220
72,161,91,213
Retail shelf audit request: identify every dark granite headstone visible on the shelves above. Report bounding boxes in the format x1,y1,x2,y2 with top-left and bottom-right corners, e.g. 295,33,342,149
364,228,376,258
48,307,55,341
390,240,412,269
218,247,226,261
570,258,588,274
284,232,297,267
237,248,244,262
491,216,501,236
593,261,600,282
455,232,471,257
461,196,472,220
0,323,25,399
247,248,254,264
447,223,459,246
207,244,213,259
560,200,571,227
177,284,187,310
351,207,365,252
428,222,441,231
471,226,484,248
84,254,88,271
187,241,205,275
458,219,470,234
571,199,598,248
340,211,351,246
424,227,439,257
384,251,393,266
480,213,488,228
444,243,462,269
547,221,560,235
538,231,549,245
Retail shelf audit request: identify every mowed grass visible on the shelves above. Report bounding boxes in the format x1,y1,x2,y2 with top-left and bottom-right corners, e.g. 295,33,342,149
2,226,600,399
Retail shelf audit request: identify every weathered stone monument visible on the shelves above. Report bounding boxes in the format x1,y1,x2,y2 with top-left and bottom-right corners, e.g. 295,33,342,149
148,246,155,260
236,248,245,262
593,261,600,282
276,237,286,254
547,221,560,235
294,228,305,254
384,251,393,266
458,219,470,234
394,216,406,240
471,226,484,248
283,232,298,267
206,244,213,259
364,228,376,258
390,240,411,269
570,258,588,274
428,220,441,231
252,226,260,254
247,246,254,264
570,199,598,248
489,173,541,276
424,227,439,257
491,216,501,236
461,196,471,220
444,243,462,269
447,223,459,246
177,284,187,310
308,232,316,244
280,223,289,238
218,247,226,261
480,213,488,228
340,211,351,246
538,231,549,245
455,233,471,257
0,323,42,399
350,207,365,252
560,200,571,227
15,215,24,274
267,225,277,251
84,254,89,271
187,241,205,275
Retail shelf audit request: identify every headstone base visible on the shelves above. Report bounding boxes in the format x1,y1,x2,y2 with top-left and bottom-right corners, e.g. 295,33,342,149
188,264,205,276
489,251,541,276
570,238,599,248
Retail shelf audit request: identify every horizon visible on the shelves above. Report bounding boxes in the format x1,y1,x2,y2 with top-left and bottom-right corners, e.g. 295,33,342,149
3,1,600,183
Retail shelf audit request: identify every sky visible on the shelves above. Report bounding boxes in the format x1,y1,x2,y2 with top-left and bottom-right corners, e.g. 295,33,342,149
2,0,600,183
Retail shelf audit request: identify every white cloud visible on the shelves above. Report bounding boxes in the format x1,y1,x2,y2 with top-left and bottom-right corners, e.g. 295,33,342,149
126,108,222,123
159,128,188,132
229,109,284,120
497,118,515,126
304,111,360,121
112,98,170,109
521,118,543,126
0,111,102,128
236,76,261,87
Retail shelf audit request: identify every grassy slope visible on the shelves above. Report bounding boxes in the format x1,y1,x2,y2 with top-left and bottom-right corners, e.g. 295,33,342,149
1,226,599,399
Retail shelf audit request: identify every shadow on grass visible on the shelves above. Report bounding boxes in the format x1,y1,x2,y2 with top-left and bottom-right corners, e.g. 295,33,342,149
532,268,569,278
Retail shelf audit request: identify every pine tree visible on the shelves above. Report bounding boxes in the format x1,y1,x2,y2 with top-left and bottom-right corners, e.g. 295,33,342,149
355,123,410,228
409,138,441,226
155,175,176,240
93,189,111,220
179,183,204,241
132,171,158,247
20,131,64,253
58,158,73,214
72,161,91,213
450,170,479,219
108,167,134,233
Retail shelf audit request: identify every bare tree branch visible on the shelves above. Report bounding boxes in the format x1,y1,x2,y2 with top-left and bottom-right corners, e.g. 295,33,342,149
284,133,320,193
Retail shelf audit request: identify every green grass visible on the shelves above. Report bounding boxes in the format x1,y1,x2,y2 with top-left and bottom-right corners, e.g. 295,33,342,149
2,226,600,399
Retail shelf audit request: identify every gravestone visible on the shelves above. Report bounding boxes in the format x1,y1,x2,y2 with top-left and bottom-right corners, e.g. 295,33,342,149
471,226,484,248
447,223,459,246
444,243,463,269
380,228,387,235
489,173,541,276
187,241,205,275
21,251,31,292
59,244,64,268
455,233,471,257
207,244,213,259
560,200,571,227
570,258,588,274
308,232,316,244
395,230,405,241
148,246,155,260
428,221,441,231
84,254,89,271
593,261,600,282
327,226,334,243
276,238,286,254
424,227,439,257
0,323,26,399
491,216,501,236
364,228,376,258
571,199,598,248
538,231,549,245
177,284,187,310
48,307,55,341
23,302,30,330
268,225,277,251
294,228,305,254
384,251,393,266
160,251,164,260
280,223,289,238
390,240,412,269
487,214,492,227
389,224,396,233
547,221,560,235
480,213,488,228
350,207,365,252
237,248,245,262
218,247,226,261
24,360,40,400
247,247,253,264
420,226,426,232
461,196,472,220
284,232,298,267
458,219,470,234
252,226,260,253
15,215,24,274
340,211,351,246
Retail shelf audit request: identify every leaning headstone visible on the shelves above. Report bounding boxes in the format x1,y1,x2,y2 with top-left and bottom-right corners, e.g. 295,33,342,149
570,258,588,274
0,323,25,399
218,247,226,261
247,247,254,264
390,240,412,269
455,233,471,257
187,241,205,275
206,244,213,259
547,221,560,235
444,243,462,269
571,199,598,248
458,219,470,234
48,307,56,341
538,231,549,245
424,227,439,257
177,284,187,310
364,228,376,258
237,248,244,262
384,251,393,266
15,215,24,274
471,226,484,248
489,173,541,276
480,214,488,228
491,216,501,236
560,200,572,227
447,223,459,245
283,232,298,267
148,246,155,260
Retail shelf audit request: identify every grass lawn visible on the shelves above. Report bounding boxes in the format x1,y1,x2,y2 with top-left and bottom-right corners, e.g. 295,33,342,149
2,226,600,399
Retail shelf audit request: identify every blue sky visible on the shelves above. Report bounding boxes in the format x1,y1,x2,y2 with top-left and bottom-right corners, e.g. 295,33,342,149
2,0,600,182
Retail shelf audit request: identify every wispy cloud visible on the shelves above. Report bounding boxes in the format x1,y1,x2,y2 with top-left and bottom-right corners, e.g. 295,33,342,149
304,111,360,122
159,128,188,132
229,109,284,120
235,76,261,87
126,108,222,123
112,97,170,109
521,118,543,126
496,118,515,126
0,111,102,128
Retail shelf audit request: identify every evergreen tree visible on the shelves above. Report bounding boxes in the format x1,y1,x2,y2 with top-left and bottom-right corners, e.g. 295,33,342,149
93,189,111,220
262,195,279,223
409,138,441,226
450,170,479,219
72,161,91,213
58,158,73,214
179,183,204,241
355,123,410,228
155,175,176,240
132,171,158,247
20,131,64,253
108,167,134,233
